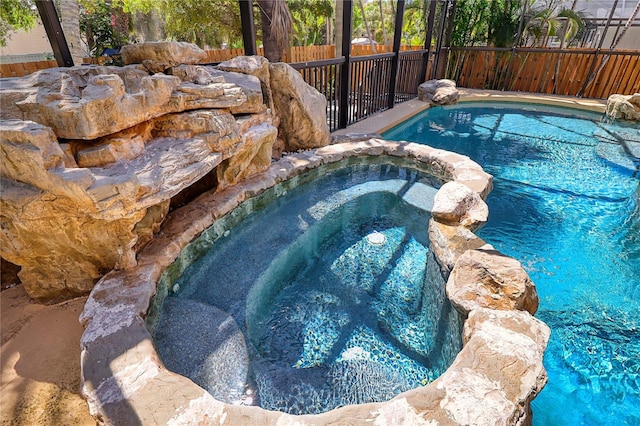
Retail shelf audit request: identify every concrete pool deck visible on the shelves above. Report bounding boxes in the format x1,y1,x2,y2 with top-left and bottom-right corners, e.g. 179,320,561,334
332,89,608,137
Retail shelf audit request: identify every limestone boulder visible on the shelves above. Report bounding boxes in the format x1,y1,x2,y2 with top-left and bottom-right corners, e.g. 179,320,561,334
151,109,241,158
74,122,152,168
0,182,163,301
201,68,266,114
0,104,282,301
167,64,225,85
0,65,173,139
605,93,640,121
168,80,247,115
169,64,265,114
217,56,273,110
120,41,207,73
418,79,459,105
269,62,331,151
216,115,278,190
430,308,549,425
0,120,97,208
428,219,492,274
446,249,539,316
432,181,488,229
0,65,249,140
0,117,228,301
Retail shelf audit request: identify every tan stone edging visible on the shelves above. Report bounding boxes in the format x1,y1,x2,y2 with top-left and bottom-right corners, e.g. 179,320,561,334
80,139,549,425
458,89,607,113
334,90,607,137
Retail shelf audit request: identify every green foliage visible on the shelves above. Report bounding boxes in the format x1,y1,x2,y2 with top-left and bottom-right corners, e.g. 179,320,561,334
350,0,428,47
80,0,129,56
288,0,333,46
0,0,37,47
524,1,585,47
451,0,526,47
120,0,242,48
352,0,394,44
449,0,585,48
402,0,428,46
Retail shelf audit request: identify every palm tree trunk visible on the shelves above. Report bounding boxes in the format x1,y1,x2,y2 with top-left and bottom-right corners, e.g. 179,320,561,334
132,9,166,42
257,0,292,62
55,0,84,64
553,0,579,93
358,0,377,53
379,0,388,46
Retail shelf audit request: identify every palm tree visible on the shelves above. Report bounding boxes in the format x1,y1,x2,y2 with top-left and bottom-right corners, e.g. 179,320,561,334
356,0,377,52
56,0,84,64
524,1,584,48
257,0,292,62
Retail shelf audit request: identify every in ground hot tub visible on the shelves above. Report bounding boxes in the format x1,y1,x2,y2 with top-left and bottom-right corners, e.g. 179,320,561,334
80,140,549,425
148,161,463,414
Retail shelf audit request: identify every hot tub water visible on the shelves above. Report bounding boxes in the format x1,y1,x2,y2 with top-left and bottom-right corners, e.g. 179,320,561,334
152,162,463,414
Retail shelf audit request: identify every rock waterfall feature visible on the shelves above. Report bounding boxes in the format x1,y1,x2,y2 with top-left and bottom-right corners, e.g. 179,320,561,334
0,42,330,302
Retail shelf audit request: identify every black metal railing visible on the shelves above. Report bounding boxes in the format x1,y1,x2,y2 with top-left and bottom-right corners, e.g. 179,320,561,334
292,49,431,131
349,53,394,124
396,49,428,103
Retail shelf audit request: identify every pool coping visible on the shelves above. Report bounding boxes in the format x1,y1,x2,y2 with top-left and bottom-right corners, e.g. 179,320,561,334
80,140,550,425
331,89,608,137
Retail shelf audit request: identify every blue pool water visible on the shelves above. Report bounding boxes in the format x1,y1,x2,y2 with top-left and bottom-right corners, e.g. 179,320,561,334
153,162,463,414
384,103,640,425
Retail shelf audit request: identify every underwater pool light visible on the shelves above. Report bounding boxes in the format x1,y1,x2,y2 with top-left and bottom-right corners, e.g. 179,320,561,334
366,230,386,246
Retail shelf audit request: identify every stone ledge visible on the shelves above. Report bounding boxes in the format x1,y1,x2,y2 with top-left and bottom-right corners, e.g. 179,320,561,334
80,140,548,425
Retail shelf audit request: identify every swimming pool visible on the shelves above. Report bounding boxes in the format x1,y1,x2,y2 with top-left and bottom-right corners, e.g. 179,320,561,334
384,102,640,425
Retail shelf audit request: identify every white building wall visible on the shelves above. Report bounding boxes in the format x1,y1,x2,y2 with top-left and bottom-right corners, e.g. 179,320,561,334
0,24,53,63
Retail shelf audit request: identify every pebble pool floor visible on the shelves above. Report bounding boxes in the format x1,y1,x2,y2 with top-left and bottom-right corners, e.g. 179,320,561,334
154,163,463,414
384,103,640,426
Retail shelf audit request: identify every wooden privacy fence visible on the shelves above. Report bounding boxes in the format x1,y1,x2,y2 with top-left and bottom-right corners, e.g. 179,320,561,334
0,59,58,78
0,44,424,77
351,44,425,56
203,45,336,63
447,47,640,99
202,44,421,63
3,45,638,101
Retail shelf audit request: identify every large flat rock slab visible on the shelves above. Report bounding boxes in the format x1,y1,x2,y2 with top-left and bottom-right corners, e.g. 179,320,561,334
0,65,250,140
121,41,208,73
